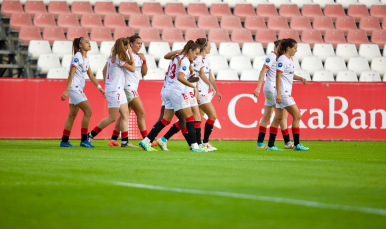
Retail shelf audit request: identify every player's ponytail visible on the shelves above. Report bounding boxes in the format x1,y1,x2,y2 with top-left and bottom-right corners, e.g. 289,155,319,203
72,37,82,55
276,38,297,61
176,40,200,66
112,37,132,65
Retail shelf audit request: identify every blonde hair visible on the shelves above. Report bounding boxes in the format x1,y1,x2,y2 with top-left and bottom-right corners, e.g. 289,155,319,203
112,38,132,65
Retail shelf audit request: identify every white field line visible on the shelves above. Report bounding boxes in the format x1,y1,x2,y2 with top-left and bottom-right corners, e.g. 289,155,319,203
114,182,386,216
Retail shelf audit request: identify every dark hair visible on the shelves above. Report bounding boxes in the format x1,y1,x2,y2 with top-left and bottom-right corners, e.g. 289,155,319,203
173,40,201,65
72,37,84,55
195,38,207,51
112,37,132,65
128,34,141,45
276,38,297,61
274,39,281,47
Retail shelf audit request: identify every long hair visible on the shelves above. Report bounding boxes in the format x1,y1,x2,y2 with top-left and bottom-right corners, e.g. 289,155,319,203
128,34,141,45
274,39,281,48
173,40,201,65
72,37,83,55
195,38,207,52
276,38,297,61
112,38,132,65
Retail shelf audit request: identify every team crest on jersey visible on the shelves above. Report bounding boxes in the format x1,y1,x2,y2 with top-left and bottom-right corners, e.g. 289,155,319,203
278,63,283,67
74,58,79,63
265,58,270,63
182,66,187,71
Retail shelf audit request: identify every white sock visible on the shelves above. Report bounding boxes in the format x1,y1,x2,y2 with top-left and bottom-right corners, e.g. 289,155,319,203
122,141,127,145
191,143,198,149
143,137,151,144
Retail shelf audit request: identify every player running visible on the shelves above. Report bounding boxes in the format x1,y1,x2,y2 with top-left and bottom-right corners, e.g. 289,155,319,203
60,37,105,148
253,40,294,149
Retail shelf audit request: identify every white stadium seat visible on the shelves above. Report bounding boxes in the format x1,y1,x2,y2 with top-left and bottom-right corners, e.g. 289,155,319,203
230,55,253,75
294,69,311,81
294,43,312,62
312,0,335,9
178,0,201,8
359,71,381,82
219,42,242,61
301,56,324,75
336,0,359,9
208,42,218,56
358,0,380,9
371,57,386,77
89,41,100,55
253,56,267,70
159,0,177,7
95,68,104,80
312,70,335,81
202,0,223,7
358,44,382,62
136,0,155,7
52,41,72,59
100,41,115,55
158,57,171,73
324,56,347,76
47,68,69,79
28,40,51,60
208,55,229,75
266,42,274,55
144,68,165,80
89,54,107,74
268,0,291,8
37,54,61,74
336,70,358,82
139,44,147,55
242,43,265,61
149,42,171,61
246,0,268,5
144,55,158,69
291,0,314,9
347,57,370,76
216,69,239,80
240,69,261,81
336,44,358,62
313,43,335,62
172,42,186,51
113,0,133,7
61,54,72,70
292,56,301,70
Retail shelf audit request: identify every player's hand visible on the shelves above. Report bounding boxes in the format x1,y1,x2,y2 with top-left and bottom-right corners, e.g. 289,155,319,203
196,92,201,104
253,88,259,98
210,84,216,95
189,65,194,73
61,90,69,101
217,93,222,102
276,95,282,104
188,77,199,83
138,53,146,61
99,88,106,98
301,77,307,85
194,87,198,96
127,45,133,54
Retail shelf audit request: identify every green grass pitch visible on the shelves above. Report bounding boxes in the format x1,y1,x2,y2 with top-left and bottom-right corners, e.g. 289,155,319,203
1,140,386,228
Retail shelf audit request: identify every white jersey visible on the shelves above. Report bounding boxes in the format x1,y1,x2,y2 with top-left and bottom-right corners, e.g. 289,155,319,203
166,55,191,92
69,52,90,91
186,55,203,92
105,53,126,93
197,57,211,93
124,51,142,90
276,54,295,95
263,52,277,92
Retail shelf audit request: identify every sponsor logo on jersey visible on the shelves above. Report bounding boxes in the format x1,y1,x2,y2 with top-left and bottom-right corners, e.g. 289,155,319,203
74,58,79,63
265,58,270,63
278,63,283,67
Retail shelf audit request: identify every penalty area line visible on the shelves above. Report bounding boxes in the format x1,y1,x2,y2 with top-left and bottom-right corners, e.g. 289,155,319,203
113,182,386,217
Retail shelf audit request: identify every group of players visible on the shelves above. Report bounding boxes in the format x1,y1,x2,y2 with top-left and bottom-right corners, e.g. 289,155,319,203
59,35,309,151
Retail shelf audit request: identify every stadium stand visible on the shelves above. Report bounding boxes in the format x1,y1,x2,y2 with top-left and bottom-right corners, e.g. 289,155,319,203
290,16,312,34
294,43,312,61
253,56,267,70
162,28,185,45
370,5,386,20
28,40,51,60
37,53,61,74
1,1,24,18
33,13,56,31
129,14,151,33
312,0,335,9
359,44,382,62
244,16,266,33
231,28,254,46
90,27,114,45
152,15,174,33
175,15,197,33
143,68,165,80
197,15,220,33
233,3,256,21
47,68,68,79
301,56,324,75
104,14,127,32
71,1,93,18
279,29,300,43
187,3,210,20
240,69,260,81
312,70,335,81
347,4,369,21
57,13,80,31
24,1,47,17
359,71,382,82
324,56,347,75
346,29,371,47
324,4,345,21
208,28,231,46
142,2,164,20
359,16,382,34
279,4,301,21
113,27,135,40
10,12,33,31
52,41,72,59
371,57,386,77
164,3,187,20
66,27,89,41
43,27,66,45
267,16,289,33
219,42,241,61
209,55,229,75
336,70,359,82
94,1,117,18
185,28,206,41
335,16,357,34
301,4,323,21
19,26,42,44
242,42,265,61
148,42,171,61
118,2,141,19
324,29,347,48
301,29,324,47
80,14,103,32
313,43,336,62
255,29,277,47
210,3,232,20
216,69,239,80
47,1,70,18
256,4,278,20
269,0,291,9
294,69,312,81
347,57,371,76
139,28,162,46
220,15,243,33
312,16,335,34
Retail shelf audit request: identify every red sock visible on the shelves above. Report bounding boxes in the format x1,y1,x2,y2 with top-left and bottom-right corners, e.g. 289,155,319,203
140,130,148,138
161,118,170,126
81,128,88,141
175,121,181,130
182,128,188,134
259,126,267,133
207,119,215,125
186,116,194,122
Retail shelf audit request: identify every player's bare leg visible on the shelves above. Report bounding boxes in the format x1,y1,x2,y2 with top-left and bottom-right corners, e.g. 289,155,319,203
279,111,294,149
61,104,80,147
88,107,119,144
266,108,285,151
77,100,94,147
256,105,274,148
199,102,217,150
285,104,308,151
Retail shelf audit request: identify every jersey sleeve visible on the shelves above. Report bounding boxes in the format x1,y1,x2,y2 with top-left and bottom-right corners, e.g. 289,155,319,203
178,58,190,76
276,57,285,73
207,59,212,71
71,53,81,68
264,54,274,69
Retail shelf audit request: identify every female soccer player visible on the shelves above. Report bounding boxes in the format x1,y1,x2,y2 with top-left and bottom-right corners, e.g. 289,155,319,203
266,38,309,151
60,37,105,148
87,38,136,147
139,41,209,152
253,40,294,149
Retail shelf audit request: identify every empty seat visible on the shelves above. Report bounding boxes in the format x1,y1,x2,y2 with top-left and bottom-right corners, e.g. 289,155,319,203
210,3,232,20
371,30,386,49
290,16,312,34
336,70,358,81
294,43,312,61
240,69,260,81
279,4,301,20
335,16,357,34
48,1,70,18
312,0,335,9
144,54,157,69
104,14,126,31
71,1,93,18
66,27,89,41
231,29,254,46
187,3,209,20
209,55,229,75
201,0,223,8
255,29,277,47
143,68,165,80
28,40,51,60
313,43,335,62
1,1,24,18
371,57,386,75
95,68,104,80
336,0,359,10
301,56,324,75
113,27,135,40
134,0,156,7
100,41,115,55
219,42,242,61
10,13,33,31
62,54,72,69
336,43,358,62
324,29,347,48
118,2,141,19
220,16,243,34
175,15,197,33
383,17,386,30
256,4,278,20
292,56,301,70
291,0,314,9
172,42,187,51
359,71,381,82
208,28,231,46
25,1,47,17
359,44,381,62
347,4,369,21
129,14,151,33
294,69,311,81
158,57,171,72
346,29,370,48
253,56,267,70
347,56,370,76
234,3,256,21
267,16,289,33
57,13,79,31
47,68,69,79
152,15,174,33
164,3,187,20
142,2,164,20
185,28,206,41
324,4,346,21
208,42,219,55
88,54,107,74
81,14,103,32
324,56,347,75
52,40,72,59
162,28,185,46
359,16,381,34
278,29,300,43
370,5,386,21
242,42,265,61
269,0,291,8
301,29,323,47
43,26,66,44
139,28,161,46
312,16,335,34
197,15,220,33
149,42,171,61
300,4,323,22
90,27,114,45
312,70,335,81
266,42,275,54
178,0,201,8
216,69,239,80
33,13,56,31
19,26,42,44
37,53,61,74
94,1,117,18
244,16,266,33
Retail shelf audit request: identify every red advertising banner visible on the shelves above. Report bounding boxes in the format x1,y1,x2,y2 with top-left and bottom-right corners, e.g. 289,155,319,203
0,79,385,140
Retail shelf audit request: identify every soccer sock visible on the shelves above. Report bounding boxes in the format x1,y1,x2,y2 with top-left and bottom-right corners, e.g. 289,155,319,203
194,121,202,145
203,119,215,143
146,119,170,142
257,126,267,143
111,130,119,141
164,121,181,140
182,128,191,146
292,127,300,146
81,128,87,141
140,130,148,139
186,116,197,146
282,128,290,144
121,131,128,145
268,126,278,148
90,126,102,138
62,129,71,143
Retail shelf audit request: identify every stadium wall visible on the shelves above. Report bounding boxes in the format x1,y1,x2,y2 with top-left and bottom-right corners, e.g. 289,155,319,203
0,79,385,140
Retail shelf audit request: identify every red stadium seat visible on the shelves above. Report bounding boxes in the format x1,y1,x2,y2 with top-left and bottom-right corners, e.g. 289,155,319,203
142,2,164,20
208,28,231,46
164,3,187,20
104,14,127,32
231,28,254,46
139,28,162,46
152,15,174,33
234,3,256,21
312,16,335,34
25,1,47,17
370,5,386,21
81,14,103,32
67,27,89,41
118,2,141,19
256,4,278,21
279,29,300,43
335,16,357,34
347,4,369,22
33,13,56,31
244,16,267,33
175,15,197,33
197,15,220,33
210,3,232,20
187,3,209,20
267,16,289,34
371,30,386,49
94,2,117,18
48,1,70,18
129,14,151,33
324,4,346,21
359,16,381,35
19,26,42,44
255,29,277,47
220,15,243,33
1,1,24,18
90,27,114,45
346,29,370,48
71,1,94,18
57,13,80,31
10,13,33,31
185,28,206,42
43,26,66,44
301,29,324,47
301,4,323,21
162,28,185,46
113,27,135,40
279,4,301,21
383,18,386,30
324,29,347,48
290,16,312,34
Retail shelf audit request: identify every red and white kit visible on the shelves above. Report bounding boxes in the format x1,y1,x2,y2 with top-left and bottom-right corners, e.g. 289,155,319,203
263,51,278,107
68,52,90,105
276,54,296,109
197,57,212,106
185,55,202,107
105,53,128,108
124,51,142,103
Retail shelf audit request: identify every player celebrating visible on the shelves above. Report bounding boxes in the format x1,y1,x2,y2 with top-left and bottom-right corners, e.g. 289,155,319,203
60,37,105,147
253,40,294,149
267,38,309,151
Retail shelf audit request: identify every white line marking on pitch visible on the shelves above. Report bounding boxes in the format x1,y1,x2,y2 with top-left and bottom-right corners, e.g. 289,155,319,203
114,182,386,216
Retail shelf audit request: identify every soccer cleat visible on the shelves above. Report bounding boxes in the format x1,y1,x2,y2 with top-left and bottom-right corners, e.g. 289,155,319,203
156,139,169,151
121,142,139,148
150,147,158,151
108,141,121,147
139,141,152,151
266,145,283,151
80,140,94,148
284,141,294,149
256,142,267,149
192,147,210,152
202,142,217,151
293,143,309,151
60,141,76,147
87,133,94,144
151,141,157,147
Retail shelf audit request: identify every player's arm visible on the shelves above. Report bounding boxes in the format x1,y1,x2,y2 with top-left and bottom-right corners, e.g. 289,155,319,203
208,70,221,101
164,50,181,59
61,66,76,101
87,67,105,96
102,63,107,82
253,66,269,98
138,53,147,76
293,74,307,85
